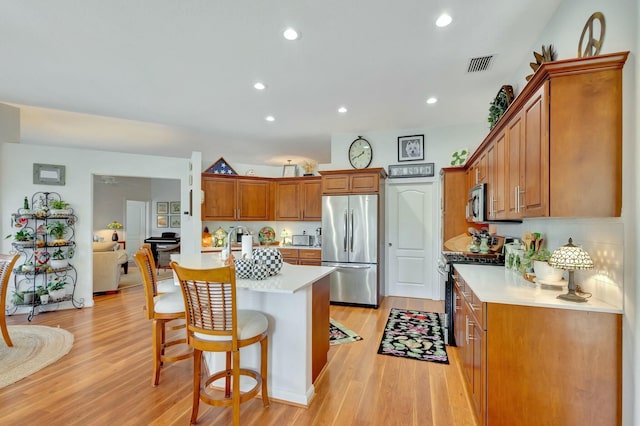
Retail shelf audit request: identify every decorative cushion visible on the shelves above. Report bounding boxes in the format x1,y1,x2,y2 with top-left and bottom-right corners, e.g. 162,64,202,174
93,242,118,252
195,310,268,341
234,258,254,279
153,292,185,314
251,248,283,276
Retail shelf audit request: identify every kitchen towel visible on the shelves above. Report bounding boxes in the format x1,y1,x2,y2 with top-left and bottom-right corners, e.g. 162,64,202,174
242,234,253,259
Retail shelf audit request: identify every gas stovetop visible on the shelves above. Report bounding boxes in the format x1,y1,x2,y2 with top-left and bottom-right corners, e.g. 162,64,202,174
442,251,505,266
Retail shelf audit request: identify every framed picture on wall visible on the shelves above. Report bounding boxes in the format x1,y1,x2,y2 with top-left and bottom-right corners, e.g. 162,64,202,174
398,134,425,162
157,215,168,228
170,201,181,214
157,202,168,214
170,215,181,228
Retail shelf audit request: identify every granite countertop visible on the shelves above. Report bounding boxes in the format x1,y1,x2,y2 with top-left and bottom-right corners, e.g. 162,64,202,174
453,264,622,314
171,253,333,294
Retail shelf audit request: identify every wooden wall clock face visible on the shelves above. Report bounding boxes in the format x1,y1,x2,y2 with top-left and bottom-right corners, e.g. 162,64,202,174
348,136,373,169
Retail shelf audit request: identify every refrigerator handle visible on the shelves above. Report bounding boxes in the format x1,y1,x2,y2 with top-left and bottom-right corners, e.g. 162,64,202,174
343,209,348,252
350,209,354,252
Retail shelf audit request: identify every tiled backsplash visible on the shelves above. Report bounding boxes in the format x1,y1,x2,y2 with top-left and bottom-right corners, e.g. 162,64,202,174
203,221,322,246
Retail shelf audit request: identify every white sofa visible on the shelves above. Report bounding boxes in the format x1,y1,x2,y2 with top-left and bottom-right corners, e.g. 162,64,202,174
93,242,128,293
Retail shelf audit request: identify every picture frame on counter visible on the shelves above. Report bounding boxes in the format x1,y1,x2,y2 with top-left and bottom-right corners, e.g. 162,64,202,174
397,134,425,162
170,215,181,228
170,201,181,214
157,215,168,228
157,202,168,214
388,162,435,178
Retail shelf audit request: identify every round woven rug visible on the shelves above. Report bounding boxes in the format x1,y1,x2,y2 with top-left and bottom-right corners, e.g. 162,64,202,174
0,325,74,389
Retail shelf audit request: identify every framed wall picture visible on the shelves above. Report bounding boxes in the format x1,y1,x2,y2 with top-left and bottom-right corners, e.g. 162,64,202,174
397,135,425,162
157,202,168,214
33,163,66,185
282,164,297,177
157,215,168,228
170,215,181,228
170,201,181,214
388,163,435,178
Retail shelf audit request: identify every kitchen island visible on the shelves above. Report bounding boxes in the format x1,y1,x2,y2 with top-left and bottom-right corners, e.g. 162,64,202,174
453,265,622,425
171,253,334,406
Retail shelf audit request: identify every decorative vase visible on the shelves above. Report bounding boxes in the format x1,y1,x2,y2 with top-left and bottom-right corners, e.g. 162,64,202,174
112,230,119,241
50,259,69,270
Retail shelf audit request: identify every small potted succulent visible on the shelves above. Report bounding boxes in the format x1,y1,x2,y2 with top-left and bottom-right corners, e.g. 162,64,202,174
47,277,68,301
46,221,68,245
50,247,70,269
48,199,71,216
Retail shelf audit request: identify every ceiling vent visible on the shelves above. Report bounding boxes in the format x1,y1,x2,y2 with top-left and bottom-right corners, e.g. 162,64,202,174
467,55,494,73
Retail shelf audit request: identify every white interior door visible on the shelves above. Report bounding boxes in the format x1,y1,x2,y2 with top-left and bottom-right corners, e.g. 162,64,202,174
125,200,148,259
387,182,436,299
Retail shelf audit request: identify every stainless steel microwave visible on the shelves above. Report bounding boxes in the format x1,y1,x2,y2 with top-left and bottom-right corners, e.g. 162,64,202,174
467,183,487,223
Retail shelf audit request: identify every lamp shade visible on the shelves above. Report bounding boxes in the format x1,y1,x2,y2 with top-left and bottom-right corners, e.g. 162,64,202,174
548,238,593,271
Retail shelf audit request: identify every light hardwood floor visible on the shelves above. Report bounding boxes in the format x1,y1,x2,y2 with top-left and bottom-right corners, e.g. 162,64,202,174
2,286,478,425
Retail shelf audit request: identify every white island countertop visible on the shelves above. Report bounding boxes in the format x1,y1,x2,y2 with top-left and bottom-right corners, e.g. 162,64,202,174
171,253,334,293
454,264,622,314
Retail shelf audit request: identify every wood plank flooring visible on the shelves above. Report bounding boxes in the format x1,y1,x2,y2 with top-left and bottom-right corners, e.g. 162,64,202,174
2,286,477,425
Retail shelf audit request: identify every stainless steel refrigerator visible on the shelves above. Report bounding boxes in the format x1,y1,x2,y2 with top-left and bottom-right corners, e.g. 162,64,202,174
322,194,381,307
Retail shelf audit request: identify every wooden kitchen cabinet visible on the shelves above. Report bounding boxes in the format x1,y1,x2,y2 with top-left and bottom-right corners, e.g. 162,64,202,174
441,167,472,248
464,51,628,219
319,168,387,194
453,270,486,423
454,267,622,425
278,248,321,266
274,177,322,221
298,249,321,265
202,174,273,221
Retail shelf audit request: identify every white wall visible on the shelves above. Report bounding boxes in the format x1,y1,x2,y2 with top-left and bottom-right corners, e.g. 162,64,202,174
0,142,192,307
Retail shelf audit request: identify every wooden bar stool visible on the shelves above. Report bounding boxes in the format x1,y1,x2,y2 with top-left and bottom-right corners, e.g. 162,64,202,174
141,244,179,293
134,249,191,386
0,254,19,347
170,261,270,425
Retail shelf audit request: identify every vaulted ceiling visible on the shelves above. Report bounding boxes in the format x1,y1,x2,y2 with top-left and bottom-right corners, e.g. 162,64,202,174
0,0,562,166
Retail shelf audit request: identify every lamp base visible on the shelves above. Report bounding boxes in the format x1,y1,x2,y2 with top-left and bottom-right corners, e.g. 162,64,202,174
557,292,587,303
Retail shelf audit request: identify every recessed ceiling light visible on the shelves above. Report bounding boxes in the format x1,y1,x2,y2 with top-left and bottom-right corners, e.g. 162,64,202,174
283,28,300,41
254,82,267,90
265,115,275,122
436,14,452,27
426,97,438,104
338,106,348,113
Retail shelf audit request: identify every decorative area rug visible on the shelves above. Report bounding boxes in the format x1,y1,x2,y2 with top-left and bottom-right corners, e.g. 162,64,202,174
377,308,449,364
329,319,363,346
0,325,74,388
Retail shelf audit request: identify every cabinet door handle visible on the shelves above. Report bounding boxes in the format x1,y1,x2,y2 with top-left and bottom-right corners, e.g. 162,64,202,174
519,188,525,212
465,315,470,344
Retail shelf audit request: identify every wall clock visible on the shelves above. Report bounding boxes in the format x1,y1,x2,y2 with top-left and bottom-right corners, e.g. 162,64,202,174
348,136,373,169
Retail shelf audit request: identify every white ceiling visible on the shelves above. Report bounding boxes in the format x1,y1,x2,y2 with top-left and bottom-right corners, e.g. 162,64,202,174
0,0,562,167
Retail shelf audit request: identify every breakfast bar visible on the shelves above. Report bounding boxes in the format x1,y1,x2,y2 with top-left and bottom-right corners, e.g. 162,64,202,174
171,253,335,406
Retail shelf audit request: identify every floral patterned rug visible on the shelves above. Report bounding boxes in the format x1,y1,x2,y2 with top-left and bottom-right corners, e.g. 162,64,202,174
329,319,363,346
377,308,449,364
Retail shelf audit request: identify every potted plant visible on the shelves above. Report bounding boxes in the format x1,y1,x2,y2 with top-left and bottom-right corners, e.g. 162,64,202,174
47,277,67,301
46,221,68,245
6,228,35,246
48,199,71,216
523,248,563,282
21,261,35,273
50,247,69,269
106,221,123,241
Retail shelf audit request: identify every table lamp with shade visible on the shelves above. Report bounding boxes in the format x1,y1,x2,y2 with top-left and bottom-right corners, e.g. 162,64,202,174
548,237,593,303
